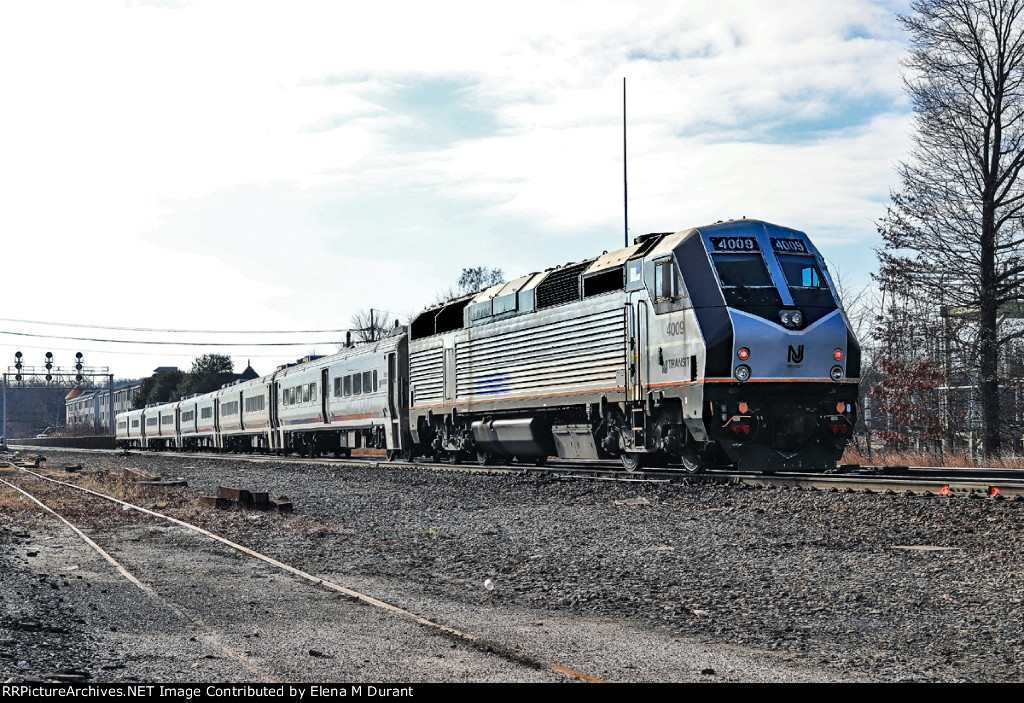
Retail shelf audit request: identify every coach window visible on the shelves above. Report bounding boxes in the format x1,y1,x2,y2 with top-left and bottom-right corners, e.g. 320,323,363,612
353,373,362,395
373,370,378,392
302,385,310,403
311,384,317,402
362,371,372,393
344,376,352,397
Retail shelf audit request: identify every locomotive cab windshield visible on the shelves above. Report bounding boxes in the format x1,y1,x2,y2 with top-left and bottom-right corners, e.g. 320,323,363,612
709,250,783,307
776,253,838,309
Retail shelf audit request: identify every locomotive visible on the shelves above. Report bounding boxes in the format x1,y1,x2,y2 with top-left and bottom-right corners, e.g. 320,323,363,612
117,219,859,472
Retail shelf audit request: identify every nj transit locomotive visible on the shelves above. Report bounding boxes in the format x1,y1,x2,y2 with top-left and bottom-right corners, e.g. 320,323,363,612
116,219,859,472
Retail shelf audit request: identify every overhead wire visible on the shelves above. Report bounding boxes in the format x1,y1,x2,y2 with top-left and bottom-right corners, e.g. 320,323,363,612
0,316,349,335
0,341,333,359
0,330,342,346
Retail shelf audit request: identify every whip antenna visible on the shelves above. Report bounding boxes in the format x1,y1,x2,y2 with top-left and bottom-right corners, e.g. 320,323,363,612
623,77,628,248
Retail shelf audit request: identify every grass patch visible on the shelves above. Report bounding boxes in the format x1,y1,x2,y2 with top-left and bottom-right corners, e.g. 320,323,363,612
841,445,1024,469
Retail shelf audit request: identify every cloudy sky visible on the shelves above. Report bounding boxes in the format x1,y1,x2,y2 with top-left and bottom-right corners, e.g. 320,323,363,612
0,0,912,382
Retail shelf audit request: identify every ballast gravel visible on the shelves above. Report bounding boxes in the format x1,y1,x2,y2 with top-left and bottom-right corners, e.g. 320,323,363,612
2,449,1023,683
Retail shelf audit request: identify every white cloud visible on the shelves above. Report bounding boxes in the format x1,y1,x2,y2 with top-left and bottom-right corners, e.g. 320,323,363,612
0,0,913,378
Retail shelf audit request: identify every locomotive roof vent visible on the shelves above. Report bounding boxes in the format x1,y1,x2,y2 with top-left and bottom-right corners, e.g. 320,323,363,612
632,232,672,245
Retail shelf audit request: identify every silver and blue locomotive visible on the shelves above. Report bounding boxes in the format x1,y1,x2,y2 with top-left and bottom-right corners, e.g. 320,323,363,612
117,219,858,472
407,219,858,472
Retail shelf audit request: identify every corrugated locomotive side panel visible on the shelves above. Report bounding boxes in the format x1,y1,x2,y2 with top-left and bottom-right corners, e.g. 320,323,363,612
410,345,444,407
455,306,625,403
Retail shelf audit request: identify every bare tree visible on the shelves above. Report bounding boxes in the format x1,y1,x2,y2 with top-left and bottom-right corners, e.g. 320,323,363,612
457,267,504,296
347,309,394,345
431,267,505,305
877,0,1024,455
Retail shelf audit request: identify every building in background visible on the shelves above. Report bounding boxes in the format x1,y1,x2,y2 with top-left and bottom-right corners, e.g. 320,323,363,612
66,381,142,434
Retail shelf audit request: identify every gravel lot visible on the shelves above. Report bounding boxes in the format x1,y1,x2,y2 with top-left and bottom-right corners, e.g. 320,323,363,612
3,449,1023,683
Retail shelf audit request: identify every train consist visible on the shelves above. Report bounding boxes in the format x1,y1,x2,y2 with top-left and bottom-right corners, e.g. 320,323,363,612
116,219,860,472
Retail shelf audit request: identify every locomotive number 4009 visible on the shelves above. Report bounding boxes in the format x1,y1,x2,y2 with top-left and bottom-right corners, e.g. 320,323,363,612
710,236,759,251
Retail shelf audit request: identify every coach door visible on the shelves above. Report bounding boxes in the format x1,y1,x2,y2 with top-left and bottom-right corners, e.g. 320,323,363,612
387,352,400,449
321,368,330,424
269,383,280,449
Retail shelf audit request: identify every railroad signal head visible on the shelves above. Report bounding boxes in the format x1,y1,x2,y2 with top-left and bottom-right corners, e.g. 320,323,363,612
44,352,53,370
14,351,21,370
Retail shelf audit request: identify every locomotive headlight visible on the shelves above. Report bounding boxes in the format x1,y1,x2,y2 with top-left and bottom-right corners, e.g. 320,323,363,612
779,309,804,329
830,365,844,382
735,364,751,382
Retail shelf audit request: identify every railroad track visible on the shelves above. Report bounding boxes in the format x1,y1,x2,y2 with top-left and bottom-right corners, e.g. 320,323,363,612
0,462,605,683
15,445,1024,499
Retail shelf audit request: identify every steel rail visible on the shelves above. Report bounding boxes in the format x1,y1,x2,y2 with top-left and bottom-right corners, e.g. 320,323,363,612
8,465,606,683
17,445,1024,496
0,467,280,683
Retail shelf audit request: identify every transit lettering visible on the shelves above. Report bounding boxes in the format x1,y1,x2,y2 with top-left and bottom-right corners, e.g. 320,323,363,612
663,357,689,374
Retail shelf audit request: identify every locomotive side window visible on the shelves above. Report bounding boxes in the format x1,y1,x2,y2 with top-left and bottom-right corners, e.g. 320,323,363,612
650,257,690,314
653,259,681,300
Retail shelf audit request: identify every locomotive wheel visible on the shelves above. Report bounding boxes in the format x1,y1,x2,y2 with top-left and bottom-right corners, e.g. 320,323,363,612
680,445,707,474
620,452,644,472
476,451,492,466
401,446,415,462
441,450,461,465
386,450,397,462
